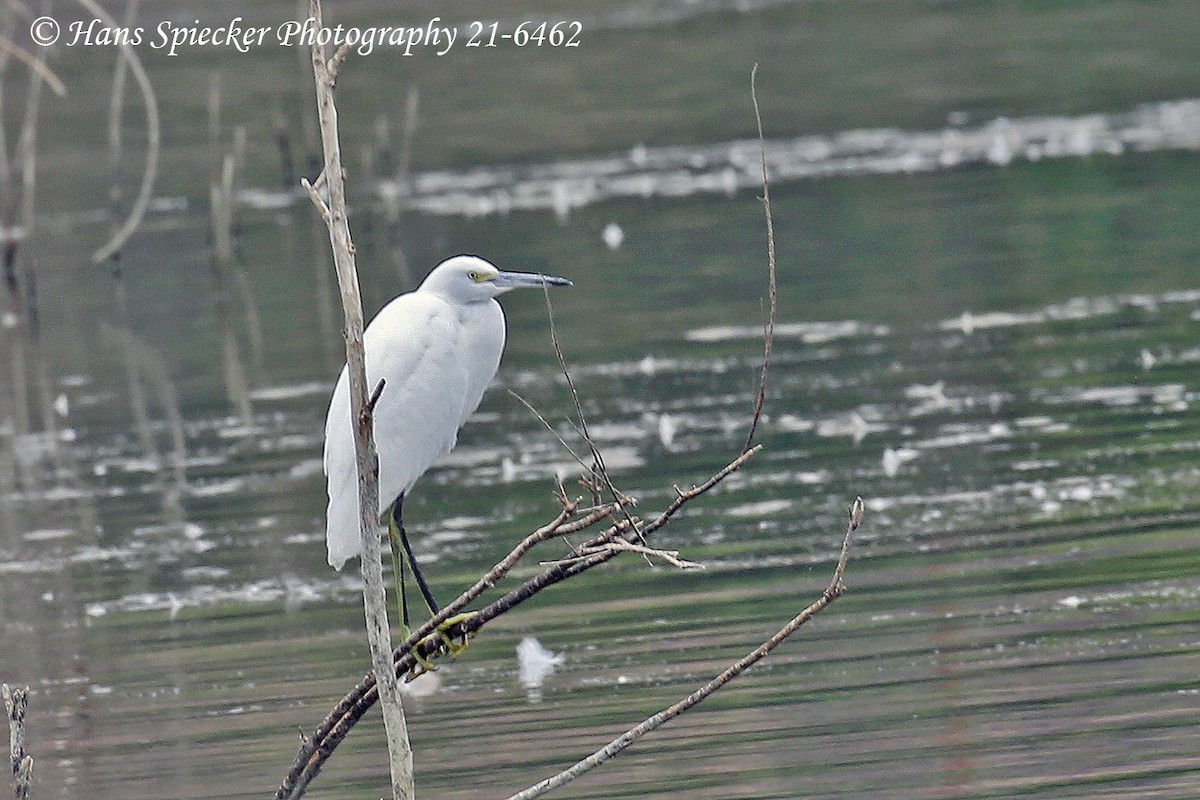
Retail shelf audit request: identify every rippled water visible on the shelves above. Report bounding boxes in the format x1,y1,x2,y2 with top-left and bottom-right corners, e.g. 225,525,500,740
7,246,1200,798
4,2,1200,799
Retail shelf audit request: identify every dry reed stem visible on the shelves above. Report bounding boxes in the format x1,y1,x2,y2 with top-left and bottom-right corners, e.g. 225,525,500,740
77,0,158,265
303,2,413,799
3,684,32,800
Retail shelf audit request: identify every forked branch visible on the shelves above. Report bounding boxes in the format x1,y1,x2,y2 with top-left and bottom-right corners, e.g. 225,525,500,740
505,498,864,800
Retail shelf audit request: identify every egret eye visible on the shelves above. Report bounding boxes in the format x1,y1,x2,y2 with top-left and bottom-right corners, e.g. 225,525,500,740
468,270,486,282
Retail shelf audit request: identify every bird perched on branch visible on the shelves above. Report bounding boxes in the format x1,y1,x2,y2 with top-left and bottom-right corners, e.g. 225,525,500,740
323,254,572,625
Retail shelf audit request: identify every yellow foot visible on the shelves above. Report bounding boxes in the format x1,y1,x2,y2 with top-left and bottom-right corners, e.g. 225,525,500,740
401,612,479,680
434,611,479,659
399,624,440,681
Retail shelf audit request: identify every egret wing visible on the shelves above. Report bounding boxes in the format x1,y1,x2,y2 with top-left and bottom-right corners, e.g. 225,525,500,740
323,293,473,569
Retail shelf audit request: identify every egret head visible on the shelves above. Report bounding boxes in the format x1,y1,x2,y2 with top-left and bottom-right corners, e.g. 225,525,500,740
421,255,572,304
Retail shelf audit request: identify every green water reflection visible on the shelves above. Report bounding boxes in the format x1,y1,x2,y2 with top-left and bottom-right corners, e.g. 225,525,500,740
2,2,1200,799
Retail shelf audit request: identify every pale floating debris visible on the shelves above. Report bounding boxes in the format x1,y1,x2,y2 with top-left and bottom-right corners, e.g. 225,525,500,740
904,380,954,415
1047,384,1187,408
22,528,75,542
881,446,918,478
399,670,442,698
518,636,565,702
726,499,791,517
1139,349,1157,371
249,381,331,402
53,393,69,417
913,422,1012,450
903,381,946,402
687,319,887,343
500,456,518,483
289,458,324,479
602,221,625,250
1058,595,1085,609
588,421,650,441
147,196,188,213
216,421,263,439
187,478,245,497
237,187,298,211
775,414,814,433
641,412,680,450
816,411,882,444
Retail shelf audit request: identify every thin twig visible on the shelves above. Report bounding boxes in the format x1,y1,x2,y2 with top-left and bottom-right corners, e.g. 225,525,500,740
547,540,703,570
542,285,645,556
742,63,777,453
507,389,592,474
504,497,864,800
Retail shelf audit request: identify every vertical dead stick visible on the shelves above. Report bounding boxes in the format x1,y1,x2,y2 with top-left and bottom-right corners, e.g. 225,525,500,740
505,498,864,800
3,684,32,800
303,2,414,799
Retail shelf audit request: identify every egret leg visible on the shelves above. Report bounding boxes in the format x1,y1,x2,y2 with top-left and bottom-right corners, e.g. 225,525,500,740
390,498,477,662
387,500,439,677
391,498,441,616
385,506,410,630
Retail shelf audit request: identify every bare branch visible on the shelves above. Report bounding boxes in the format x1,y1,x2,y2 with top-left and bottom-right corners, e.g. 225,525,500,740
273,446,759,800
504,497,863,800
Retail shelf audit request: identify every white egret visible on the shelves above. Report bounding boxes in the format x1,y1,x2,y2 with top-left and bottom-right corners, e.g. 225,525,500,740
323,254,571,622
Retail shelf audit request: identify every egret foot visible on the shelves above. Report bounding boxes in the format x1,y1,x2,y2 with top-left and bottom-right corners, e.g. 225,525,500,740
433,611,478,659
401,612,478,680
400,623,440,680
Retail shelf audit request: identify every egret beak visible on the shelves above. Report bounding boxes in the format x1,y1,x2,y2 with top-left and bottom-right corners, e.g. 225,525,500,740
494,271,573,292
